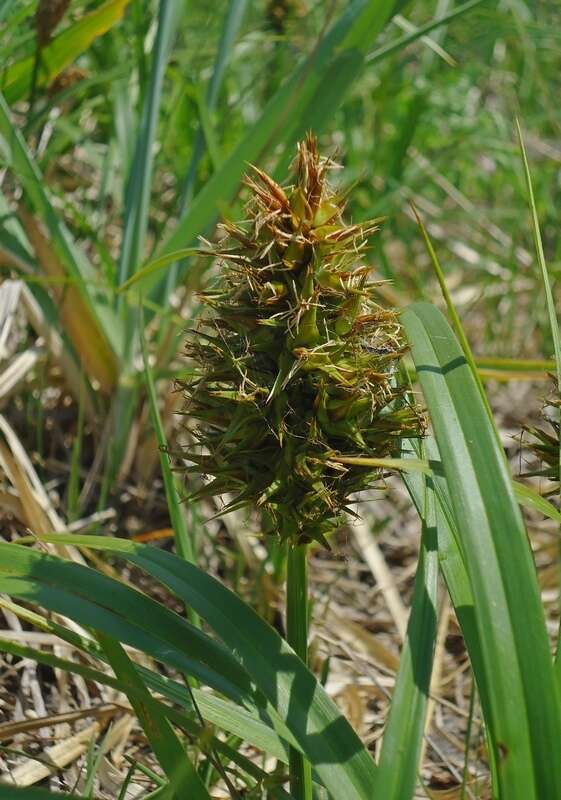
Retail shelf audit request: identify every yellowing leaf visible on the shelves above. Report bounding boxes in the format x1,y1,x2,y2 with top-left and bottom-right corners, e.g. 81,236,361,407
2,0,132,104
18,206,118,393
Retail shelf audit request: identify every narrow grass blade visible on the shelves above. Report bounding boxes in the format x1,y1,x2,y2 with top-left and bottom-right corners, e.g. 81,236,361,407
516,127,561,492
513,480,561,525
410,358,555,383
156,0,397,269
117,248,200,293
140,312,199,624
330,456,430,473
0,635,292,763
1,0,132,103
516,120,561,673
98,634,211,799
402,302,561,799
365,0,485,66
516,120,561,391
340,456,561,524
475,356,556,382
106,0,182,482
118,0,181,288
66,373,86,520
0,92,122,358
475,357,556,373
180,0,249,203
286,543,313,800
375,474,438,798
11,535,379,800
411,203,493,423
0,214,35,273
391,11,456,67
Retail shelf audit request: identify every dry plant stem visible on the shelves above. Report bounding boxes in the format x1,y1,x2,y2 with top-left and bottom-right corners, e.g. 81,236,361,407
286,541,313,800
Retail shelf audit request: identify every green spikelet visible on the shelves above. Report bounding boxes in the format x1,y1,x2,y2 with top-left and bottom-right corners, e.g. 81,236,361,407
183,135,425,546
523,382,560,483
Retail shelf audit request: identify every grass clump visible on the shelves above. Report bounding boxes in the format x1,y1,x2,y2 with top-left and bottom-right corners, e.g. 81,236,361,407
183,135,424,547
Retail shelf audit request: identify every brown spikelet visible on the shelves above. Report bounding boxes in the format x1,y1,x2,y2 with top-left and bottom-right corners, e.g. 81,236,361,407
181,134,425,546
523,380,560,483
36,0,71,47
266,0,306,35
48,66,88,97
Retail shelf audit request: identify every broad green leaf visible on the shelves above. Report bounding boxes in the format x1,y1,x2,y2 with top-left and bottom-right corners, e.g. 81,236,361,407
0,543,254,705
411,204,494,428
1,0,132,104
402,302,561,800
402,442,501,792
8,536,379,800
402,436,494,743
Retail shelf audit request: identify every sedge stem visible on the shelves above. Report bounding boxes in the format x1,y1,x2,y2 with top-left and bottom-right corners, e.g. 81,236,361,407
286,542,313,800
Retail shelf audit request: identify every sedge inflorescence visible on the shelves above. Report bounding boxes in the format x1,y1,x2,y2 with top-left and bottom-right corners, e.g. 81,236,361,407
183,135,424,546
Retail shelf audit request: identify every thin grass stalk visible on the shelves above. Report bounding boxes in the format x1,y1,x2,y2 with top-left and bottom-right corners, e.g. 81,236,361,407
140,309,195,563
179,0,248,208
410,202,494,425
67,370,86,521
286,542,313,800
140,309,200,631
118,0,180,291
460,679,476,800
373,468,438,799
516,120,561,670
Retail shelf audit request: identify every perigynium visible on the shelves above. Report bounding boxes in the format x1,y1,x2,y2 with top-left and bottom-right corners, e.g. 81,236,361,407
182,134,424,547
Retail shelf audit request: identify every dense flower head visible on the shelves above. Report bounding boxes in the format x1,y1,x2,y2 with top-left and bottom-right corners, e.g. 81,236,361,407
183,135,424,546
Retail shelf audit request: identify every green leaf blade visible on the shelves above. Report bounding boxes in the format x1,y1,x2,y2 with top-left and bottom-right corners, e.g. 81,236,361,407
5,535,378,800
374,474,439,799
402,301,561,800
